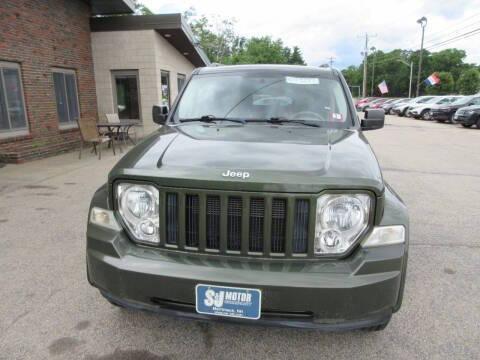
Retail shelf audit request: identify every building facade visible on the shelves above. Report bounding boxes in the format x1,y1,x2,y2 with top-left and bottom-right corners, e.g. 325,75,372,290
0,2,208,163
90,14,209,135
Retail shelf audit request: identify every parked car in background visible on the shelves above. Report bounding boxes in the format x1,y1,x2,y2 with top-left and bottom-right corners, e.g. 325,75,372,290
357,98,388,111
453,104,480,128
408,96,462,119
364,98,390,110
382,98,409,114
391,96,436,117
429,95,480,123
355,97,376,110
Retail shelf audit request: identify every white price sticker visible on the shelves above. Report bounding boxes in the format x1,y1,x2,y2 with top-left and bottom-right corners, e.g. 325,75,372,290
285,76,319,85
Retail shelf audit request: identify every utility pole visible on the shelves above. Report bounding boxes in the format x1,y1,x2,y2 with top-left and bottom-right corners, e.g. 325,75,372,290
327,56,335,68
409,61,413,98
360,33,376,98
370,47,377,96
416,17,427,97
398,58,414,98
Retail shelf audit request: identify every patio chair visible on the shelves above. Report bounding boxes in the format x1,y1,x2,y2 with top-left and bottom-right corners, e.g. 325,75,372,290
78,119,115,160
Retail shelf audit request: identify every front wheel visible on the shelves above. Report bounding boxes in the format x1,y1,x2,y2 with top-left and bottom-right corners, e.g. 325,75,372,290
476,117,480,129
420,110,430,120
461,123,473,128
437,119,446,123
449,113,457,124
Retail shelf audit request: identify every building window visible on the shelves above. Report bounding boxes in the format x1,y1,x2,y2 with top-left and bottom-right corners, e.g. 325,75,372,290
0,62,28,135
52,69,80,127
112,70,140,120
161,70,170,106
177,73,186,93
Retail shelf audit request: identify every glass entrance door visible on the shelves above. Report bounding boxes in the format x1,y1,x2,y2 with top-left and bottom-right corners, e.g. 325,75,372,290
112,70,140,120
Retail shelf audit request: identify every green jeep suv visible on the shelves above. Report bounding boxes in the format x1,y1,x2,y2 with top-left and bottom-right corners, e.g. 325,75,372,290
86,65,408,331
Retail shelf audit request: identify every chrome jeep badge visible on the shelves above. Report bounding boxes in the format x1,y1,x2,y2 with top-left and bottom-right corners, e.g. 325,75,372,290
222,170,250,180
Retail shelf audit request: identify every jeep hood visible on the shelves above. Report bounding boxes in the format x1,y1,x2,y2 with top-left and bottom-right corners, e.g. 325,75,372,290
110,124,384,194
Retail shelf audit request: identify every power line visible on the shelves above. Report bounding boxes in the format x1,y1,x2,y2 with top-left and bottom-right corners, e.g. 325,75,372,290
426,27,480,50
425,19,480,45
424,11,480,43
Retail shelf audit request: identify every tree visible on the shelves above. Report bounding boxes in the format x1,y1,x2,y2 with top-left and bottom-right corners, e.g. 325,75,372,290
424,72,455,95
133,0,153,15
341,48,478,97
288,46,306,65
457,68,480,94
185,9,306,65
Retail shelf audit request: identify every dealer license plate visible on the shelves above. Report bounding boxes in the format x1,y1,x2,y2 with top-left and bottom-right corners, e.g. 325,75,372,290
195,284,261,320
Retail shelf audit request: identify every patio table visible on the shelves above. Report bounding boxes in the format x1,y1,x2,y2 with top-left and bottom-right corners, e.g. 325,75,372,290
96,120,140,152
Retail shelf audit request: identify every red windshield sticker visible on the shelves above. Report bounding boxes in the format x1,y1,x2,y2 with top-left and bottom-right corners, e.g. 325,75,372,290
330,113,343,122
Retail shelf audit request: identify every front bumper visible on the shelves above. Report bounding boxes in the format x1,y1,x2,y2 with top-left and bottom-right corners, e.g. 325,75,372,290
87,229,405,329
429,110,452,120
87,184,408,330
454,113,476,125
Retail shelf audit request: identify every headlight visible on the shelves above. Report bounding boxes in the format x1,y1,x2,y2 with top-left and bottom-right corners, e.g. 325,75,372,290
117,183,160,244
314,194,371,255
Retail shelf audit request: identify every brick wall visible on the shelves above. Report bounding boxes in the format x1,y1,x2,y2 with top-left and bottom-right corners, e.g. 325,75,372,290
0,0,97,163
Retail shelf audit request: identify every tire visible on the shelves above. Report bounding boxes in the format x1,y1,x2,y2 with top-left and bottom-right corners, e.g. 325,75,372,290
437,119,446,123
398,109,405,117
476,117,480,129
461,124,473,128
449,113,457,124
420,110,429,120
363,320,390,332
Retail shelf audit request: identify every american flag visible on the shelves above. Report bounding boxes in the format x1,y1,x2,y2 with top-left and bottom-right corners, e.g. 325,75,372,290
378,80,389,94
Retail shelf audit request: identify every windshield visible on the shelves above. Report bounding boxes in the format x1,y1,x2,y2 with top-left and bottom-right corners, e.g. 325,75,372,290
451,96,470,105
173,73,352,128
417,97,435,103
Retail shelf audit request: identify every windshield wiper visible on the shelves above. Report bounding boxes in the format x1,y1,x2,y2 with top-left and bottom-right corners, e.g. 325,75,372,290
179,115,246,124
246,117,321,127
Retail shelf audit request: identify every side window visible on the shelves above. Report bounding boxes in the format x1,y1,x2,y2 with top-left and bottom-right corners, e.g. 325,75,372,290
0,62,28,135
161,70,170,106
177,73,186,93
52,69,80,127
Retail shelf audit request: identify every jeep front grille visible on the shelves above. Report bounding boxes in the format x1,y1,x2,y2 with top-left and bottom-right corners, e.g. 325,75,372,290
159,188,314,258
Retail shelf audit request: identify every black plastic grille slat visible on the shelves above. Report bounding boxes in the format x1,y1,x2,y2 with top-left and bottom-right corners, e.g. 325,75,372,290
293,199,309,253
249,198,265,252
206,196,220,249
227,197,242,251
185,195,199,247
271,199,287,253
166,193,178,245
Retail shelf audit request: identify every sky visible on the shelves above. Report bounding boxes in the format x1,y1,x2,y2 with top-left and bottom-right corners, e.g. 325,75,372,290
142,0,480,69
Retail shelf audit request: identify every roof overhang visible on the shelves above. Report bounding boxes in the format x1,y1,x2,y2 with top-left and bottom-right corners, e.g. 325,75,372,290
88,0,135,15
90,14,210,67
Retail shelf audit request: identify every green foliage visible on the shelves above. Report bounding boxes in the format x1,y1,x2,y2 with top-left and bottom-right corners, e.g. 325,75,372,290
227,37,306,65
133,0,153,15
185,9,305,65
424,72,454,95
457,68,480,95
342,48,478,97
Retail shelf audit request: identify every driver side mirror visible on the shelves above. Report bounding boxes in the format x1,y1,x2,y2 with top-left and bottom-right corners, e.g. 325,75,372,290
361,109,385,131
152,104,169,125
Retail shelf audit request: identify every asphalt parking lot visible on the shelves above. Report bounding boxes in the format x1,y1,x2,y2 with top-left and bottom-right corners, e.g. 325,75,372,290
0,115,479,360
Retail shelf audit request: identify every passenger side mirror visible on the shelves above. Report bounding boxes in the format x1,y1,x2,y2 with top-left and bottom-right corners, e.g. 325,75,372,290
152,105,169,125
361,109,385,131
